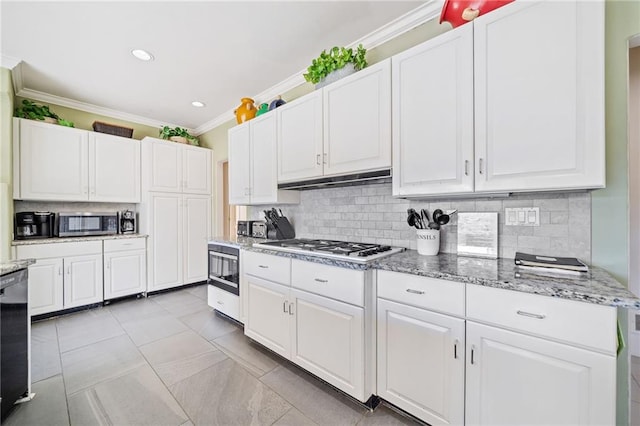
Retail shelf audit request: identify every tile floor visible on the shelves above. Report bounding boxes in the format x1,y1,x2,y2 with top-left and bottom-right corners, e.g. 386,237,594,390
631,356,640,424
4,285,421,426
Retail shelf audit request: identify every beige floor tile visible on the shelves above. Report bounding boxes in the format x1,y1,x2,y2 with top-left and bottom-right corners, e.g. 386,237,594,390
68,365,188,426
170,358,291,425
179,308,240,341
2,375,69,426
211,330,281,377
31,319,62,382
120,313,189,346
56,307,125,353
273,407,318,426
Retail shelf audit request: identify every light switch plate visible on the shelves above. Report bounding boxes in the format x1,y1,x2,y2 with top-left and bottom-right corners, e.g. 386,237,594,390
505,207,540,226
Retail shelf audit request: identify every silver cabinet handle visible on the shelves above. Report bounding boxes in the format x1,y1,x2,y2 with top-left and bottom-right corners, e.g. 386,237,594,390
316,154,321,165
314,278,328,283
58,266,62,276
454,340,459,359
288,302,294,315
217,300,224,305
283,301,288,313
122,242,133,246
66,266,71,275
406,288,424,295
517,310,546,320
470,345,476,365
478,158,484,175
464,160,469,176
323,153,327,164
258,265,268,269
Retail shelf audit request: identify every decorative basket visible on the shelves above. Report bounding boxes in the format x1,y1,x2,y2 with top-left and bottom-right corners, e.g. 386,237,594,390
42,117,58,124
169,136,188,144
315,63,357,89
92,121,134,138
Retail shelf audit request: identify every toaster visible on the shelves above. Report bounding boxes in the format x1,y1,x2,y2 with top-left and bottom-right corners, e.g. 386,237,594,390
237,220,254,237
251,221,267,238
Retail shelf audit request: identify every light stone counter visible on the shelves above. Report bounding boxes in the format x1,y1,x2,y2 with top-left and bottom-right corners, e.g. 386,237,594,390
373,250,640,309
0,258,36,276
12,234,148,246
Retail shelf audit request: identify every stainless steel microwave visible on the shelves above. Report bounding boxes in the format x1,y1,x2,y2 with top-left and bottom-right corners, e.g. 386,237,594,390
57,212,119,237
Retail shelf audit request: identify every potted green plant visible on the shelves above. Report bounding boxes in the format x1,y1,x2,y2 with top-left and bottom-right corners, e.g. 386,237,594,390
159,126,199,146
14,99,74,127
303,44,368,88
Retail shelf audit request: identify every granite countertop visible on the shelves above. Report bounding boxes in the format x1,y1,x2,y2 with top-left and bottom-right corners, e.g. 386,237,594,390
12,234,148,246
0,259,36,276
244,245,373,271
374,251,640,309
208,236,270,248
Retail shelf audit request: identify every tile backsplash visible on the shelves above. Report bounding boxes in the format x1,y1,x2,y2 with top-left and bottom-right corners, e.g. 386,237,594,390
248,182,592,263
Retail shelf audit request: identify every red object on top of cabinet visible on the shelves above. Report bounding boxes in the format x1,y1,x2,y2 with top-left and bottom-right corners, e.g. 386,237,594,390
440,0,515,28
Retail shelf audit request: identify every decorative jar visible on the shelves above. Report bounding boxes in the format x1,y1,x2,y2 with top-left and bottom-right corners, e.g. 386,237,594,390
234,98,257,124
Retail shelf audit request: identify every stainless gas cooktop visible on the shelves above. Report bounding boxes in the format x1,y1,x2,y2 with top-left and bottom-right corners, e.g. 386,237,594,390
252,239,404,263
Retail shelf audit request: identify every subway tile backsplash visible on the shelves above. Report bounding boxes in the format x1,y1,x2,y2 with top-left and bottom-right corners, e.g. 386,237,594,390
248,183,592,263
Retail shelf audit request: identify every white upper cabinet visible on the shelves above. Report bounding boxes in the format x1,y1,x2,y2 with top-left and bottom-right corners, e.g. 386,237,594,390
323,59,391,176
183,145,212,195
89,132,141,202
228,117,300,206
15,118,141,202
392,24,474,197
142,137,211,195
228,123,252,205
18,118,89,201
393,0,605,197
473,0,604,192
277,90,324,182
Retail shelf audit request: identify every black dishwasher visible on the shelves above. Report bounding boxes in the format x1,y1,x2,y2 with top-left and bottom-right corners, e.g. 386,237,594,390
1,268,29,421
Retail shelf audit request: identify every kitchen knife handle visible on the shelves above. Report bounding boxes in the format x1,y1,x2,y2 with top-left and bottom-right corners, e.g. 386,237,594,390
316,154,321,165
464,160,469,176
478,158,484,175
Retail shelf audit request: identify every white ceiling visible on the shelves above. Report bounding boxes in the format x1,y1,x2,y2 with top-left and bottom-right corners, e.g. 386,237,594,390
1,1,424,133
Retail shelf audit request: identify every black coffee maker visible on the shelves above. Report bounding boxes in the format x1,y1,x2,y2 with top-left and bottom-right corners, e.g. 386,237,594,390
15,212,55,240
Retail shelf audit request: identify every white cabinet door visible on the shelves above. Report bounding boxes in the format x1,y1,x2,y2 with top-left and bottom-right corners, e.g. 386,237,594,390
290,288,365,401
28,258,64,316
323,59,391,176
392,25,474,197
89,132,141,202
19,119,89,201
147,192,183,291
277,90,324,182
250,113,281,204
228,123,251,205
466,321,615,426
377,299,465,426
103,250,146,300
183,146,212,195
473,0,605,192
183,194,211,284
143,137,182,193
63,254,103,309
245,276,291,359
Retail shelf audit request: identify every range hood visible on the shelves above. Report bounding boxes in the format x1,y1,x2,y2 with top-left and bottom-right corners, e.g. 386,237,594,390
277,169,392,190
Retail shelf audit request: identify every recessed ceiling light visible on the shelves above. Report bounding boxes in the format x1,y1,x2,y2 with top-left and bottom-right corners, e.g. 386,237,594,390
191,101,205,108
131,49,154,61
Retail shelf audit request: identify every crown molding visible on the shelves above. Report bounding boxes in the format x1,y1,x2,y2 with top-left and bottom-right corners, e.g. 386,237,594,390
1,56,24,95
193,0,444,135
15,88,192,132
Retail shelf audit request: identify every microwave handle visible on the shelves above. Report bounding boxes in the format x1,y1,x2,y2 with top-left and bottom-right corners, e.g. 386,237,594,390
210,251,238,261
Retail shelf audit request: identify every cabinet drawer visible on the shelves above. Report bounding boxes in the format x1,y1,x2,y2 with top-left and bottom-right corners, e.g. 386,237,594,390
466,285,617,354
291,259,364,306
207,285,239,320
377,270,465,317
104,238,146,253
16,241,102,259
243,250,291,284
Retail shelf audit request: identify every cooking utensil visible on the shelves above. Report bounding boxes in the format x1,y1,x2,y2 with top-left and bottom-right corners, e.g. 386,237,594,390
279,209,284,217
436,213,450,226
407,209,423,229
432,209,443,222
420,209,429,227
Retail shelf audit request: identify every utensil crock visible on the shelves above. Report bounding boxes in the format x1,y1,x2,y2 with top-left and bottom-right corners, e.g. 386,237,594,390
417,229,440,256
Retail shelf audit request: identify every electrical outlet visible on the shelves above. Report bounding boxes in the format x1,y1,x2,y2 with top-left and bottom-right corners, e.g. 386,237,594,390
505,207,540,226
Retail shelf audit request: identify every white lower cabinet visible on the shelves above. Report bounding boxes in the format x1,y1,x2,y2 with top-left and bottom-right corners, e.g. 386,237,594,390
16,241,104,316
465,321,615,426
103,238,147,300
27,258,64,316
244,252,369,402
377,298,465,426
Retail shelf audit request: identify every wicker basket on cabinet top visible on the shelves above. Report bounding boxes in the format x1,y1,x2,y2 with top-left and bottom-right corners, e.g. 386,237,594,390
92,121,134,138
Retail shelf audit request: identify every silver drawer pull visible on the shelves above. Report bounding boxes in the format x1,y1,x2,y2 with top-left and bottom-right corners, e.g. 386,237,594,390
283,301,288,313
258,265,268,269
217,301,224,305
406,288,425,295
517,310,546,320
314,278,328,283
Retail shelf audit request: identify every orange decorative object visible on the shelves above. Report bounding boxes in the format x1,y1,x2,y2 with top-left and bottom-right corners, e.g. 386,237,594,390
234,98,257,124
440,0,514,28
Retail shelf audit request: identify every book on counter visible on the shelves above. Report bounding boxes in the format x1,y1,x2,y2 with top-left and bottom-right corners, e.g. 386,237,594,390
514,252,589,273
